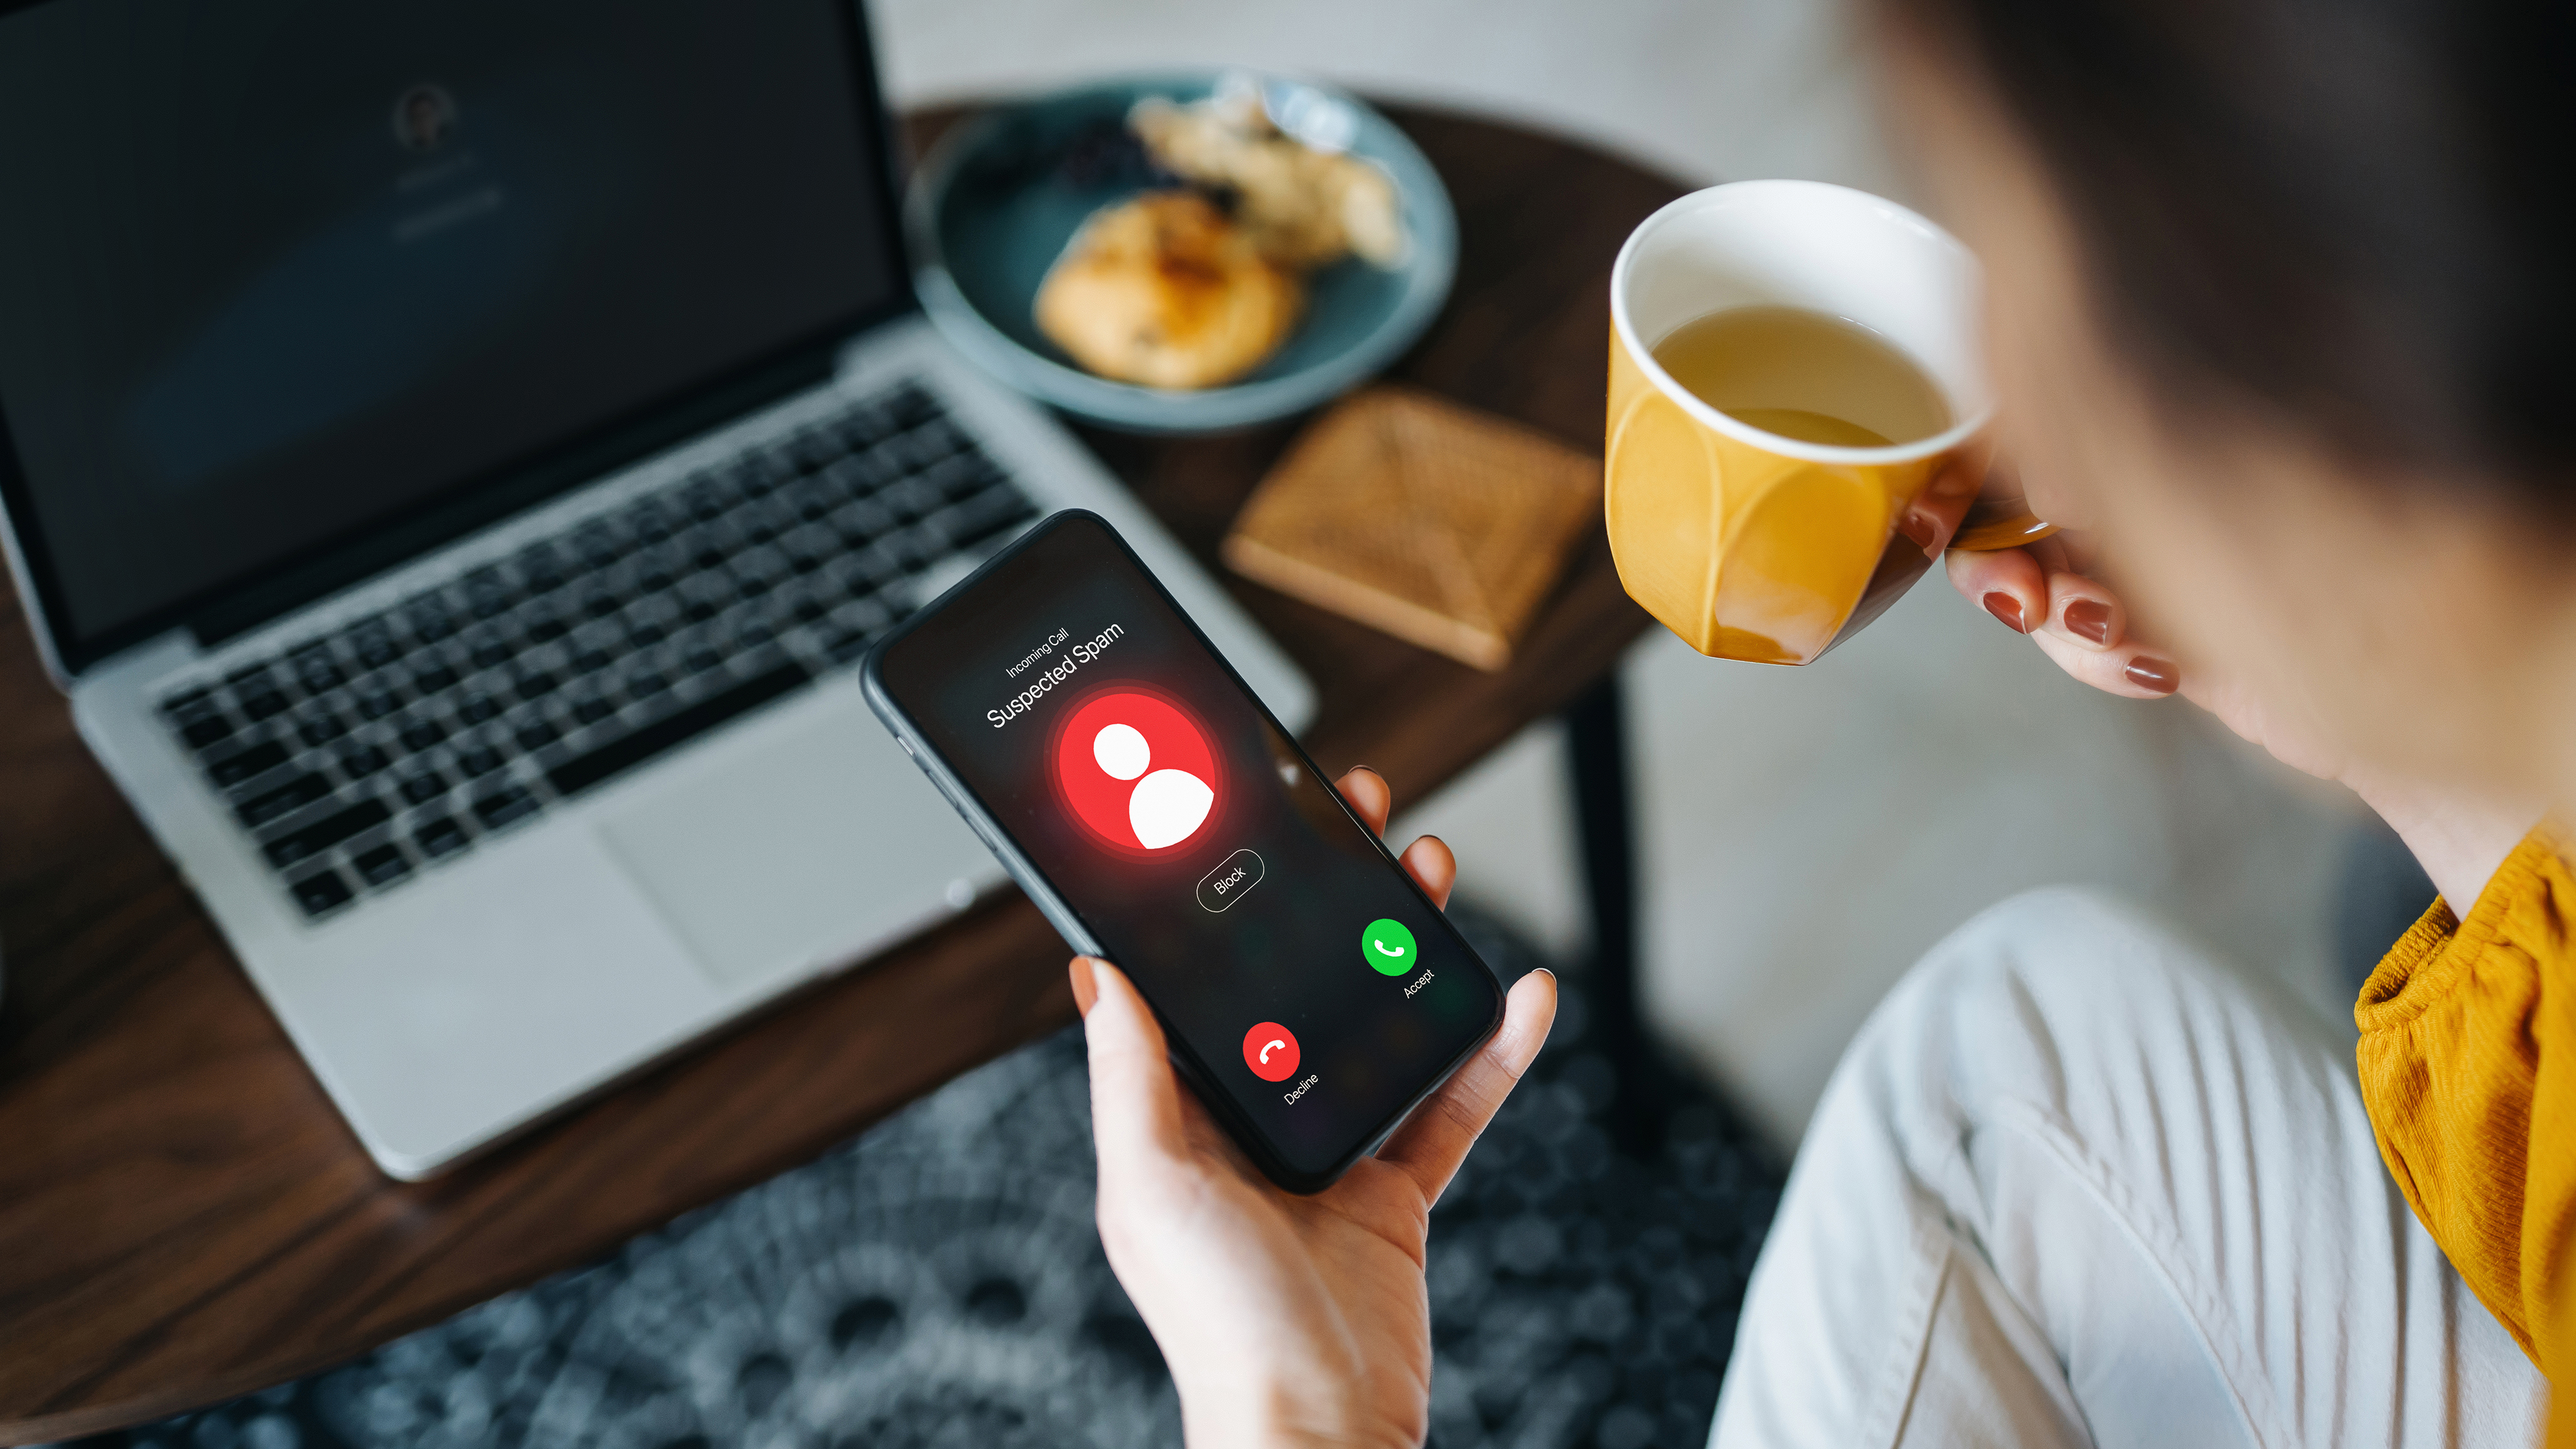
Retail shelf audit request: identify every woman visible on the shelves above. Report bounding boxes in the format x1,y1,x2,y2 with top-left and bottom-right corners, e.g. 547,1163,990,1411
1066,0,2576,1440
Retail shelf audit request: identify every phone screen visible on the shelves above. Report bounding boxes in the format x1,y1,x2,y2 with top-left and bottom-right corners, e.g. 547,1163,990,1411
867,513,1503,1188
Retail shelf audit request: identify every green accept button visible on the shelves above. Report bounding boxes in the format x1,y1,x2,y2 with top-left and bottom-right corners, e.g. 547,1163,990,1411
1361,918,1417,976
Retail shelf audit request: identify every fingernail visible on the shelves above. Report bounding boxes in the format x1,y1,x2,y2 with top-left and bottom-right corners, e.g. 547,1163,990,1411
2125,656,2181,694
2063,598,2114,645
1982,591,2026,633
1894,509,1938,556
1069,956,1099,1016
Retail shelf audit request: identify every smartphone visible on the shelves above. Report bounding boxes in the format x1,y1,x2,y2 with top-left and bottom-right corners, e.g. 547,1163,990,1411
862,511,1506,1191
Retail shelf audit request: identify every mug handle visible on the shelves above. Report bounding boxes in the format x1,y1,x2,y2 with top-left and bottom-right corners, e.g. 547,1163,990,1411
1948,464,2056,551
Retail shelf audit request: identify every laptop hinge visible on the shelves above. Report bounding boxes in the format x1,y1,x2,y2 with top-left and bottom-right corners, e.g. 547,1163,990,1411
185,337,847,650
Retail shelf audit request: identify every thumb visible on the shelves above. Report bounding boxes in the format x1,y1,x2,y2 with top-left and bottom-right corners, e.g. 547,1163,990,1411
1073,958,1192,1180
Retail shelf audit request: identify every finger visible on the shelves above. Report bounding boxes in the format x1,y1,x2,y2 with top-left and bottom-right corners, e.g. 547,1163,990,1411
2029,626,2183,697
1336,766,1392,836
1400,834,1456,910
2040,569,2125,652
1893,455,1982,557
1377,969,1557,1204
1946,547,2045,635
1074,959,1193,1177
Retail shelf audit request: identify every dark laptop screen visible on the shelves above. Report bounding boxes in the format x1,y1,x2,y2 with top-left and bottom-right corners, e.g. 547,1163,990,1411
0,0,903,667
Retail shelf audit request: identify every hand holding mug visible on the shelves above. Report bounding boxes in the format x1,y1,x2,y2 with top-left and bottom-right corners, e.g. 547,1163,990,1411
1605,181,2051,665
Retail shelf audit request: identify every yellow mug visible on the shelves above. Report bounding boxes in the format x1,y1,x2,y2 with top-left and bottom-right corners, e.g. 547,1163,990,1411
1605,181,2050,664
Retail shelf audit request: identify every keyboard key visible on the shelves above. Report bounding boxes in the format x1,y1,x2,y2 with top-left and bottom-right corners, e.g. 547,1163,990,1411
455,744,506,779
161,687,214,717
207,738,290,788
472,786,542,831
236,683,292,721
523,611,569,642
510,668,560,702
946,489,1037,549
398,719,448,753
349,619,403,667
514,719,561,753
626,668,670,698
413,815,471,858
462,569,513,619
569,694,616,724
457,693,501,724
338,743,392,779
296,711,349,747
397,770,450,806
410,661,460,694
352,844,412,887
824,627,880,664
289,650,345,691
178,712,236,750
289,869,355,918
354,685,403,720
546,659,811,798
406,603,458,642
236,771,334,828
518,544,565,594
261,797,391,867
468,632,519,668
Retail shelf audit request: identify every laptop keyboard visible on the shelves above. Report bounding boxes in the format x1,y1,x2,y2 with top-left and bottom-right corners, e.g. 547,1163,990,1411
153,382,1037,921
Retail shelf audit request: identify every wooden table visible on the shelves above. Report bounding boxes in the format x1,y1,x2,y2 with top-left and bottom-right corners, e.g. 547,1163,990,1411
0,104,1678,1443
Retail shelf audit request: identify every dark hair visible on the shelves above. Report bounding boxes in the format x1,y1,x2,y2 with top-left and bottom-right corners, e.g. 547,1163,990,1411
1885,0,2575,502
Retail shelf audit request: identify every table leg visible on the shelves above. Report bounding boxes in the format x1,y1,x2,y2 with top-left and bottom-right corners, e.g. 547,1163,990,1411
1564,673,1663,1155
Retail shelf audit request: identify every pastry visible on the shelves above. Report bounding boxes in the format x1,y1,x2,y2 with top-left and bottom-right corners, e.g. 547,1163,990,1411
1129,93,1405,270
1034,191,1303,390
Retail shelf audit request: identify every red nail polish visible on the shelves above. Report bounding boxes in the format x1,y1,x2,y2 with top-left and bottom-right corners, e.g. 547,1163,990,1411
1894,509,1939,556
2063,598,2114,645
2125,656,2181,694
1982,592,2025,632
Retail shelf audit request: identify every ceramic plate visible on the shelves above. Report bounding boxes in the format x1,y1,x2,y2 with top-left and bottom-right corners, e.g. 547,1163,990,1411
906,73,1457,433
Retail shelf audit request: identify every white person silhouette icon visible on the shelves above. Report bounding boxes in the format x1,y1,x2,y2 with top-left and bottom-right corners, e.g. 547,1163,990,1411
1054,691,1221,853
1092,722,1215,849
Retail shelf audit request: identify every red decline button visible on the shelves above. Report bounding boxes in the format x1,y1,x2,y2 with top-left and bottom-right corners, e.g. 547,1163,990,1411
1242,1022,1300,1082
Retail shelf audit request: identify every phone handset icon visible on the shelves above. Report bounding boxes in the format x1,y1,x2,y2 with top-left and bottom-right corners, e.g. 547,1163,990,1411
1361,918,1419,977
1243,1021,1301,1082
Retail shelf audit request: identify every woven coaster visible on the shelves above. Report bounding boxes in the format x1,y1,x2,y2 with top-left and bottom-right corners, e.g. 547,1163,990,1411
1222,386,1602,670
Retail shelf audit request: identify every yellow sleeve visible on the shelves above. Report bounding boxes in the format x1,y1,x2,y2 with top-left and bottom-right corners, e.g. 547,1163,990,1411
2354,828,2576,1384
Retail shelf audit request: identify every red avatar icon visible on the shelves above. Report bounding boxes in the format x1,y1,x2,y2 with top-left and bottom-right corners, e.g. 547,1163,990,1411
1054,690,1219,853
1243,1021,1301,1082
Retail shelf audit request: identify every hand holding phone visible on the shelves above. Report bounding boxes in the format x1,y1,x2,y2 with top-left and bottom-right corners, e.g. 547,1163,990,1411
865,511,1514,1191
1072,775,1558,1448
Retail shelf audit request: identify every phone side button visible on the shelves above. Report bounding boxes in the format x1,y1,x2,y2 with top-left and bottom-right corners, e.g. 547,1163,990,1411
1195,849,1265,913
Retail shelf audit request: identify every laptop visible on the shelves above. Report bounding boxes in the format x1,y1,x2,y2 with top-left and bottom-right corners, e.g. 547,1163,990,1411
0,0,1312,1179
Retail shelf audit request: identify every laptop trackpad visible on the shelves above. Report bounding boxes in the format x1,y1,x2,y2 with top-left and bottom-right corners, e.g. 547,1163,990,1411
595,690,993,989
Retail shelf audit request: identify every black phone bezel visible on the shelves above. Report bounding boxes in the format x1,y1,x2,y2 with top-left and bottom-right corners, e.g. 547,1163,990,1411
860,509,1506,1193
